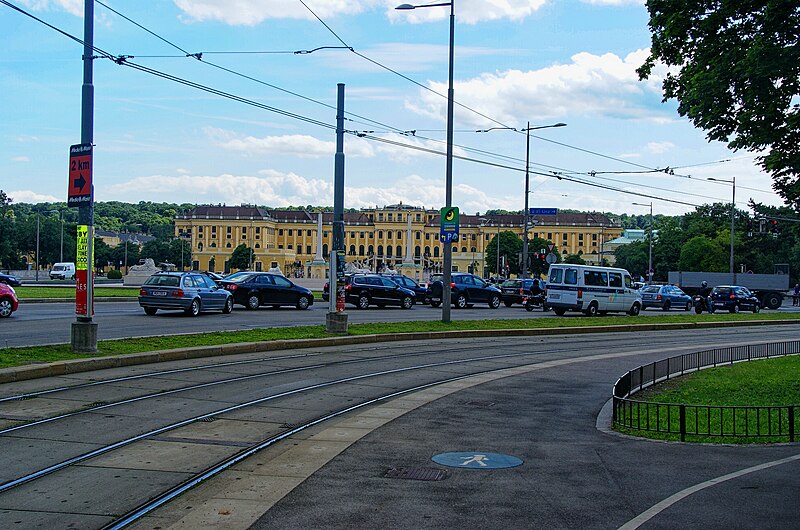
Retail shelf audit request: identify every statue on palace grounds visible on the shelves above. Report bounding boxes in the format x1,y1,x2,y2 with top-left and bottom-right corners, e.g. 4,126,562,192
344,262,371,274
124,258,159,286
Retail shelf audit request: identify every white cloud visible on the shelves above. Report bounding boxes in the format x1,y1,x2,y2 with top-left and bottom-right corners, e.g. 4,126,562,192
408,48,671,127
174,0,375,26
645,141,674,155
19,0,83,16
98,170,521,211
174,0,548,26
581,0,644,5
6,189,60,203
11,156,30,162
388,0,547,25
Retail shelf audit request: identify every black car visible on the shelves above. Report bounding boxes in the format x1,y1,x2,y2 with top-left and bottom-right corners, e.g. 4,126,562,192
381,273,428,304
500,278,545,307
219,272,314,310
0,272,21,287
710,285,761,313
327,274,415,309
427,272,502,309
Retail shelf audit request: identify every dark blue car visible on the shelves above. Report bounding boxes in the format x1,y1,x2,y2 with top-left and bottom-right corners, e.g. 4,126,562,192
710,285,761,313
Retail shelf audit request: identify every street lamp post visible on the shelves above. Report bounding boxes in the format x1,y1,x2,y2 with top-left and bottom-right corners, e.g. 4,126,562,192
632,202,653,283
708,177,736,275
476,123,565,278
397,0,455,323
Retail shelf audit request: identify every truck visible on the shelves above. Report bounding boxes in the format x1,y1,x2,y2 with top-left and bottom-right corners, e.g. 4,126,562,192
668,271,789,310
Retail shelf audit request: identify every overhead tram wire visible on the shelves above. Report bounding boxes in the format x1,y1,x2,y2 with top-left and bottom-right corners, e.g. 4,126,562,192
94,0,714,191
2,0,703,209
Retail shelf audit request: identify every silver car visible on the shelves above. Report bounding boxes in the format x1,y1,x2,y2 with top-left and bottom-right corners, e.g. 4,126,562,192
138,272,234,316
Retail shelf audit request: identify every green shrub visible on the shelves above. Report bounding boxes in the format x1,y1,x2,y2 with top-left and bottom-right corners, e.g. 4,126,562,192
107,269,123,280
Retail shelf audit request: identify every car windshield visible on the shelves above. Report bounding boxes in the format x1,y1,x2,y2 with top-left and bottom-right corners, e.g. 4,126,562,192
501,280,519,288
642,286,659,293
229,274,256,283
712,287,732,296
223,272,251,281
144,275,180,287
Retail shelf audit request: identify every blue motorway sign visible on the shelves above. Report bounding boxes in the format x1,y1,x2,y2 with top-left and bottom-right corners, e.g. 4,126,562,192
529,208,558,215
431,452,523,469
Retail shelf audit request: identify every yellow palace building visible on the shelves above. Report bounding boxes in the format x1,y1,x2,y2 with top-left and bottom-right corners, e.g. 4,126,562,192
174,204,620,279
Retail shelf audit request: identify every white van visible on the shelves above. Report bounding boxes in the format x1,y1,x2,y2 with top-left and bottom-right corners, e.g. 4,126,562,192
49,262,76,280
546,264,642,316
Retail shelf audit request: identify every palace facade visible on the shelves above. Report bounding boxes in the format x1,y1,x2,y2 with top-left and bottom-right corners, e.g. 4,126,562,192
174,204,621,279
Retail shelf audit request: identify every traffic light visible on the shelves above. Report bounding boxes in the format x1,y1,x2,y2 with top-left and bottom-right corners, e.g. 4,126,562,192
771,220,779,234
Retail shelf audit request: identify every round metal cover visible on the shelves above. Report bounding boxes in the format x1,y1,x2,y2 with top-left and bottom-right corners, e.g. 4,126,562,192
432,452,523,469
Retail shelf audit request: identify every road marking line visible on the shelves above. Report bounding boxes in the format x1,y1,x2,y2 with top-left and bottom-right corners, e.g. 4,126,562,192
618,452,800,530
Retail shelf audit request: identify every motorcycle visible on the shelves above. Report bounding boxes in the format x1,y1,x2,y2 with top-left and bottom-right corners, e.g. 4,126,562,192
524,293,548,312
692,294,712,314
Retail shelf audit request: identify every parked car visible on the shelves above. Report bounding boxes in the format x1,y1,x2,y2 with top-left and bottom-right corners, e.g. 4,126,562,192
427,272,502,309
0,272,21,287
710,285,761,313
381,273,428,304
49,262,76,280
199,270,226,286
500,278,545,307
219,272,313,310
0,283,19,318
325,274,415,309
640,284,692,311
138,271,234,316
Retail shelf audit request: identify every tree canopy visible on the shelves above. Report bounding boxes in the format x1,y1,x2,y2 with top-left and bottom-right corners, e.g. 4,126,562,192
638,1,800,206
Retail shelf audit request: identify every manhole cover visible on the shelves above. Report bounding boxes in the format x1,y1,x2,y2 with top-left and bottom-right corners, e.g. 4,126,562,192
384,467,447,481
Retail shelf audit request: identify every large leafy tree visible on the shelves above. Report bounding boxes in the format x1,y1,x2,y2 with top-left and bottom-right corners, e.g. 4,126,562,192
228,244,253,271
639,1,800,205
484,231,523,276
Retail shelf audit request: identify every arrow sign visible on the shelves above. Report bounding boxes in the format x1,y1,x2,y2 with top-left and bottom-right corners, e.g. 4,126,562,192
73,173,87,192
68,143,93,207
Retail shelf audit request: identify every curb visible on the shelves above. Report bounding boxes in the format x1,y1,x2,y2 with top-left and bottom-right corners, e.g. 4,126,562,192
1,318,798,385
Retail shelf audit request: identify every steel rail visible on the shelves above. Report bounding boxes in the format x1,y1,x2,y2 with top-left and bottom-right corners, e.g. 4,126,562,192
0,347,566,494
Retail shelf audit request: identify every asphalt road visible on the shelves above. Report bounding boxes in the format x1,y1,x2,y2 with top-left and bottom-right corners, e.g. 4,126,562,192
0,326,796,528
3,299,796,348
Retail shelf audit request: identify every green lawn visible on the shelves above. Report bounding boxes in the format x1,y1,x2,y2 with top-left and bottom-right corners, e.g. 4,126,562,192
616,355,800,443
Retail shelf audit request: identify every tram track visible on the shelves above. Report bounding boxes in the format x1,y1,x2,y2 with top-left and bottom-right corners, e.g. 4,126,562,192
0,327,795,528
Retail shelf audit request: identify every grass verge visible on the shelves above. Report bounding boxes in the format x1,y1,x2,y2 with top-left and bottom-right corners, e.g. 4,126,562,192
615,355,800,444
1,312,799,370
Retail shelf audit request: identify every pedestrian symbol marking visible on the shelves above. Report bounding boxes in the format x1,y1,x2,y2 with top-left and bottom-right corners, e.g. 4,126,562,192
432,451,523,469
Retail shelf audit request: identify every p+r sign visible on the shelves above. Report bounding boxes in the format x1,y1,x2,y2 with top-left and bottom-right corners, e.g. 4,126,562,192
68,143,93,207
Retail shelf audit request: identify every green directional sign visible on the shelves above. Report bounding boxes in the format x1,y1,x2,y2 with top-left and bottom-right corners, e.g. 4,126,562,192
440,207,459,243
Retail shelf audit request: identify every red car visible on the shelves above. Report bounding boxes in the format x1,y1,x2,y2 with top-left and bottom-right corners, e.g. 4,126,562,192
0,282,19,318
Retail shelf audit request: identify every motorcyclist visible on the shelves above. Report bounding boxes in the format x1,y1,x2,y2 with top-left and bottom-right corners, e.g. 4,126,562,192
699,280,714,313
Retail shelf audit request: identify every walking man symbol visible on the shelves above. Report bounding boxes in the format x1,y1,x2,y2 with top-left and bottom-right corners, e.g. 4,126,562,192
460,454,489,467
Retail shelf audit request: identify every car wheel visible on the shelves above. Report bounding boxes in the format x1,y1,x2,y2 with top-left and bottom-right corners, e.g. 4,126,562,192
584,302,598,317
296,296,310,310
144,307,158,316
430,300,441,308
247,294,260,310
753,303,760,313
694,305,703,314
553,308,566,316
0,298,13,318
358,294,370,309
401,296,414,309
731,304,740,314
185,298,201,317
489,295,501,309
628,303,641,316
222,297,234,314
662,300,671,311
455,294,468,309
685,301,692,311
764,292,782,310
503,301,514,307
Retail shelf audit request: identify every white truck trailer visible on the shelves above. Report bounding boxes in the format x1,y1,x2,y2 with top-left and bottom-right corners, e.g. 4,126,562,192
668,271,789,309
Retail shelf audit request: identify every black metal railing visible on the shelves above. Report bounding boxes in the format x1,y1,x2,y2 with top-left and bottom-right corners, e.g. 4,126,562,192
612,340,800,442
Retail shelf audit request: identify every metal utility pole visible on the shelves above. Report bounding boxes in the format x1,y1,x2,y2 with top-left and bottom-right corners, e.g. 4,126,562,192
326,83,348,333
71,0,97,353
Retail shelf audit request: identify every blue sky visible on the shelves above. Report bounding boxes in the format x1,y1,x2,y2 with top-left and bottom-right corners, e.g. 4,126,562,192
1,0,785,217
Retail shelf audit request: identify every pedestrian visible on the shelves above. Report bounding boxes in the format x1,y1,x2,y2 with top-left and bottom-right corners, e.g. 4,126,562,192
793,283,799,306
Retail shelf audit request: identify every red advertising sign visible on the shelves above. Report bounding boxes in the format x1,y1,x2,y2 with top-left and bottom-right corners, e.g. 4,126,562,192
75,269,89,316
68,143,93,207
